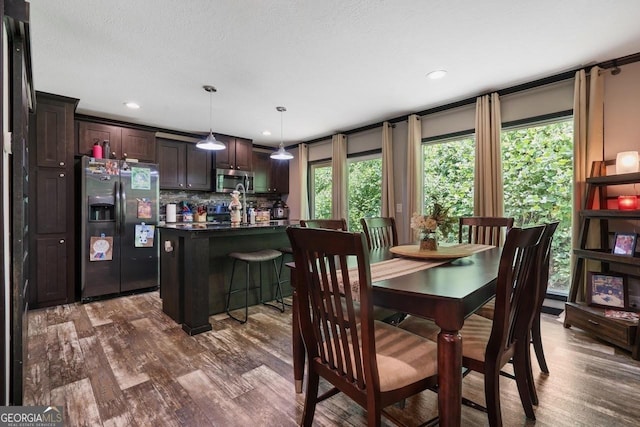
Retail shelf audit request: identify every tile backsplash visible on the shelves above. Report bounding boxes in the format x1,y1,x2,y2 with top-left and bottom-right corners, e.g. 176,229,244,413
159,190,286,219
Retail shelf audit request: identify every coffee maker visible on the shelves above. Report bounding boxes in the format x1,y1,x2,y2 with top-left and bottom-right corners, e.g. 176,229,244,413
271,199,288,220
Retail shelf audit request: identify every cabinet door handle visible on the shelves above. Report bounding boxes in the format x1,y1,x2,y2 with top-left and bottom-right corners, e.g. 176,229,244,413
59,161,65,166
59,239,65,244
123,153,127,157
59,173,65,178
112,151,116,157
587,319,600,326
179,183,183,187
187,184,192,188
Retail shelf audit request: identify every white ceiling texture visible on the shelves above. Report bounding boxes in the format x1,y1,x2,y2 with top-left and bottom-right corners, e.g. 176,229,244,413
28,0,640,146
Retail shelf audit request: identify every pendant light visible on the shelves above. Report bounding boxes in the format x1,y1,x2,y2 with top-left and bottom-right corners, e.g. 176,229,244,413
270,106,294,160
196,85,226,150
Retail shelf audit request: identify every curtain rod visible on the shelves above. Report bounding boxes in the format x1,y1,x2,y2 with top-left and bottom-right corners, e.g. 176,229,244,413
302,51,640,146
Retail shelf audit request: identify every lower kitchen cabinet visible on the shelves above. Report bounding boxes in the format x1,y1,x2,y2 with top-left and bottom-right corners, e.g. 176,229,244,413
34,237,68,306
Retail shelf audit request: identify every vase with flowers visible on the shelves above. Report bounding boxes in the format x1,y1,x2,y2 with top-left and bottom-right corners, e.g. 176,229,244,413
410,202,454,251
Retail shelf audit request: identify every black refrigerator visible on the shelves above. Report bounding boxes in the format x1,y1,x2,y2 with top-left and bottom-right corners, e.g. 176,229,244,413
80,156,159,300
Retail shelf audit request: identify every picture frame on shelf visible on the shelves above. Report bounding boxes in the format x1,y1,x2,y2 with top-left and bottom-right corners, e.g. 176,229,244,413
612,232,637,256
587,271,629,310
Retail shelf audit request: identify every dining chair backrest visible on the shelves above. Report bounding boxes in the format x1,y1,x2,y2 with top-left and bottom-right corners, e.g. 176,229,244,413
485,224,544,367
458,216,514,246
360,217,398,249
533,221,559,318
300,218,348,230
287,226,438,425
287,227,373,390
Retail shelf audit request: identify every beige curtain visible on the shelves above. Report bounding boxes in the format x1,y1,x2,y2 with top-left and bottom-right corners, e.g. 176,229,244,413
331,134,347,220
381,122,395,217
572,67,604,300
297,143,310,220
474,93,504,217
407,114,422,240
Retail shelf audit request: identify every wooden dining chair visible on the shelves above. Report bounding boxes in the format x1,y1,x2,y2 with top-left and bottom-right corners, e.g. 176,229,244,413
287,227,439,426
360,217,398,250
476,222,559,379
300,218,348,230
458,216,514,246
399,224,545,427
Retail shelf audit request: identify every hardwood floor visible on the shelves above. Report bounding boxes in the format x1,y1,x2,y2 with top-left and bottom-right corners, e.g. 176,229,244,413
25,291,640,426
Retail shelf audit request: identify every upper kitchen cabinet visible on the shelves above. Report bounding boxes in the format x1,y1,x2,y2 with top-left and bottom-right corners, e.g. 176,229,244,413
77,120,156,163
157,138,212,190
215,134,252,171
252,150,290,194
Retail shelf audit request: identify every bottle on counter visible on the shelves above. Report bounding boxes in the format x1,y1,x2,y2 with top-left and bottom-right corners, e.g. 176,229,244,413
229,190,242,225
249,208,256,225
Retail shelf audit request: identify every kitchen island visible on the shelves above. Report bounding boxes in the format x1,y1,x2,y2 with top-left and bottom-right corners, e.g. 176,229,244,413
158,220,296,335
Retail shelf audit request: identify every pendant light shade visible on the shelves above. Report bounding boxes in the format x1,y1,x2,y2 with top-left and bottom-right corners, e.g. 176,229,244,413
196,85,226,151
271,106,293,160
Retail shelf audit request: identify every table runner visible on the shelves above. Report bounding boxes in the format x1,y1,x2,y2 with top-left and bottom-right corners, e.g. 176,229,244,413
338,243,494,299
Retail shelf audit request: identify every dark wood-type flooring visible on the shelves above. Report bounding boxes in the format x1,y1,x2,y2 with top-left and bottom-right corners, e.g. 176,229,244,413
25,291,640,426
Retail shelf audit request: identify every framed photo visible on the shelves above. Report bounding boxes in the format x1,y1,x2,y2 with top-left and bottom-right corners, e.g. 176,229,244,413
612,232,637,256
587,272,628,309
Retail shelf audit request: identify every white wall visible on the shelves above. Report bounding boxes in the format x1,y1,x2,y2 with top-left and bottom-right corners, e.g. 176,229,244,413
604,61,640,157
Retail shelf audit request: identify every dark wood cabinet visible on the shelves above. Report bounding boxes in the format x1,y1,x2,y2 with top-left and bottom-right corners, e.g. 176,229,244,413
35,237,68,305
122,127,156,162
186,144,212,190
252,150,290,194
29,92,78,309
158,139,185,189
77,121,121,157
157,138,212,190
564,159,640,360
252,151,271,193
215,135,252,171
77,121,156,162
271,158,290,194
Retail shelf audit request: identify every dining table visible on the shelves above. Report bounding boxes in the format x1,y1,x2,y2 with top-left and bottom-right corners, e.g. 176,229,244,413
289,243,502,427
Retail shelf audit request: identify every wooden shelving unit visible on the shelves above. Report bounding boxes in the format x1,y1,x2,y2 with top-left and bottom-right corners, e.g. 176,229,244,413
564,160,640,360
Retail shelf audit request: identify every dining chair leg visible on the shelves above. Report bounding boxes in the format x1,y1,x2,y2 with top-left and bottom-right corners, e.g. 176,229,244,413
524,331,539,406
532,313,549,374
302,371,320,427
513,346,536,420
485,366,502,427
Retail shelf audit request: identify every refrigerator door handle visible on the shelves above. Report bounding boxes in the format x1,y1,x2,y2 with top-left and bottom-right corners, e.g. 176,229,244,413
114,180,121,234
120,181,126,235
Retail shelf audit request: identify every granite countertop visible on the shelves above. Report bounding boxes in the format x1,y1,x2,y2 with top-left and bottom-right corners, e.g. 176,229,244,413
158,220,298,231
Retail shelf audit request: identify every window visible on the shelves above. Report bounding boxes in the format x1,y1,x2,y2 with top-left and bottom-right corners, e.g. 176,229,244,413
347,153,382,231
310,161,332,219
501,118,573,295
423,135,475,243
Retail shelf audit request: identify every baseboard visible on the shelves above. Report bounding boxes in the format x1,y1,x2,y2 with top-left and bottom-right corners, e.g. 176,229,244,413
542,297,565,316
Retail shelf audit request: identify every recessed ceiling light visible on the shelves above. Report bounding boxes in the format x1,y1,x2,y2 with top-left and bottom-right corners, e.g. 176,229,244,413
426,70,447,80
124,101,140,109
262,130,272,136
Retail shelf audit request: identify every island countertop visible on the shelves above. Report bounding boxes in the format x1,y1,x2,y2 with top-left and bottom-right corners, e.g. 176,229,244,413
157,219,298,234
158,219,296,335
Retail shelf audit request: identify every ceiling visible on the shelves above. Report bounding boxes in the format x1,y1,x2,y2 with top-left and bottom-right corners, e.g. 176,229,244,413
28,0,640,147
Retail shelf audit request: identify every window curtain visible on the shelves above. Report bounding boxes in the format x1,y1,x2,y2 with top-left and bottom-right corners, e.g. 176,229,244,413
473,93,504,217
381,121,395,217
407,115,422,236
297,143,310,220
572,67,604,300
331,134,347,220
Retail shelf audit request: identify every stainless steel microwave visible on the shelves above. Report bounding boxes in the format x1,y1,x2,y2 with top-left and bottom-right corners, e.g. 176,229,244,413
215,168,255,193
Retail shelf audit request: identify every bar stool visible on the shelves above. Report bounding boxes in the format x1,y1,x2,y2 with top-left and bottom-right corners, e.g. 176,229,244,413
277,246,294,307
225,249,285,323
